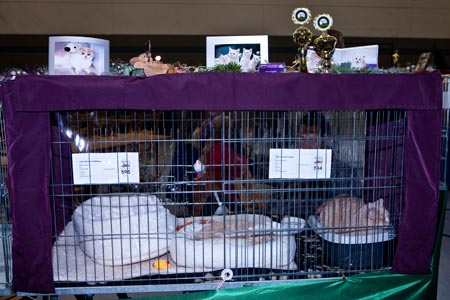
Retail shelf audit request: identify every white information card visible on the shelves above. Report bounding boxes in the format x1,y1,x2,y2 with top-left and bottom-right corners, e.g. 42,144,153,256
72,152,140,185
269,148,332,179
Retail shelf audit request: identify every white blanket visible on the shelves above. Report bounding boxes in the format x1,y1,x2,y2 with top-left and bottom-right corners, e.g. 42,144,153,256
72,194,176,266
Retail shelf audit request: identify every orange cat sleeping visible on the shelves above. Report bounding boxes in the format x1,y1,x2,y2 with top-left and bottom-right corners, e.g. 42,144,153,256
317,195,390,234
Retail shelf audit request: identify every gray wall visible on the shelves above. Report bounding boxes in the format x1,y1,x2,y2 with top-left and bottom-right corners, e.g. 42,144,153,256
1,0,449,38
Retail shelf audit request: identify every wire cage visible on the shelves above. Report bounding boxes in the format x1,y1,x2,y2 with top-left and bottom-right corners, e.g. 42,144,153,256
49,108,404,294
0,103,12,295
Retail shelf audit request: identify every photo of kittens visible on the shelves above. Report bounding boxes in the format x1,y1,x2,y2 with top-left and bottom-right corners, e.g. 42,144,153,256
214,44,262,72
317,195,390,234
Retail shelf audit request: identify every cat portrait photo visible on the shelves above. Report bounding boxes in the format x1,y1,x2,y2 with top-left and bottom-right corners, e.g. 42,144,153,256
206,35,269,71
48,36,110,75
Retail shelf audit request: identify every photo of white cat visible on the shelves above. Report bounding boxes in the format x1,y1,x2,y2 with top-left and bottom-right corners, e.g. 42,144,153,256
70,47,95,74
53,42,96,75
49,36,109,75
351,56,367,70
338,45,378,69
306,45,379,73
239,48,252,70
227,47,240,64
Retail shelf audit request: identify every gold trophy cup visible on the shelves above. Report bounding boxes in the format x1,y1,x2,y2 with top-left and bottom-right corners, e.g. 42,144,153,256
312,14,337,73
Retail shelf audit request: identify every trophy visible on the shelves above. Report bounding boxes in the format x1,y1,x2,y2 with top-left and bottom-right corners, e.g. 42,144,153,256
312,14,337,73
291,7,312,73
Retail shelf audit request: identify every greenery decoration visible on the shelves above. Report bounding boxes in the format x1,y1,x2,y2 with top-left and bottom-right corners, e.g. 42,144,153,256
211,62,242,73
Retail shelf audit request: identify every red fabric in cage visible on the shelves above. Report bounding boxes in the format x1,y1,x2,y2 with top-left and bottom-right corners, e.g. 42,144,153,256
0,72,443,293
205,142,249,202
206,143,248,181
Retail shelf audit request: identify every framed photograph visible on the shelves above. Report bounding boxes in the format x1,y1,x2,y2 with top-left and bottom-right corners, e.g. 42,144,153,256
48,36,110,75
307,45,379,73
206,35,269,71
414,52,431,72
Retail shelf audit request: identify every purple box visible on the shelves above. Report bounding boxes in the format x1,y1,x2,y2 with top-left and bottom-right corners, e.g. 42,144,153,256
259,63,286,73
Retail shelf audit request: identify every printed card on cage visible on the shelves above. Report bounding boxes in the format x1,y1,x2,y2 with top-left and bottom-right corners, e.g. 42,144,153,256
72,152,140,184
268,149,332,179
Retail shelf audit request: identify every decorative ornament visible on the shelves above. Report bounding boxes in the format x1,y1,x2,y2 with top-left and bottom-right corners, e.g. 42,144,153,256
313,14,333,32
129,40,170,76
292,7,312,25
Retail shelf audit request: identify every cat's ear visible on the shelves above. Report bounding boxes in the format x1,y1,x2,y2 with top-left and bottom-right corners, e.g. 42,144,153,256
376,198,384,207
369,198,384,208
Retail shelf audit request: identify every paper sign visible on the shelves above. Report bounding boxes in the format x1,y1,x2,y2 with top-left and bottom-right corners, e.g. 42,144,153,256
269,148,332,179
72,152,140,185
269,149,299,179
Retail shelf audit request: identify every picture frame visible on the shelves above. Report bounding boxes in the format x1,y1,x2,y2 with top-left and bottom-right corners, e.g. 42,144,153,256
206,35,269,71
414,52,431,72
48,36,110,75
307,45,379,73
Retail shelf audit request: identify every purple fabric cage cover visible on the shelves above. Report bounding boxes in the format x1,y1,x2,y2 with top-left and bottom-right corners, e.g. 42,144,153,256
0,72,443,293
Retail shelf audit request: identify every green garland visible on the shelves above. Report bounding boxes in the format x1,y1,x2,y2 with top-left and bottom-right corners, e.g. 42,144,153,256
0,60,411,83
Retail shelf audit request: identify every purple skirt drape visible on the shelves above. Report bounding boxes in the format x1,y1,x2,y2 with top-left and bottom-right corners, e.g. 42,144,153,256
0,72,443,293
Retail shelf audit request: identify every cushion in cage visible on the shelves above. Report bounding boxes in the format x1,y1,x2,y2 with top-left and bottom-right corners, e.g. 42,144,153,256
73,193,176,266
170,214,301,270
